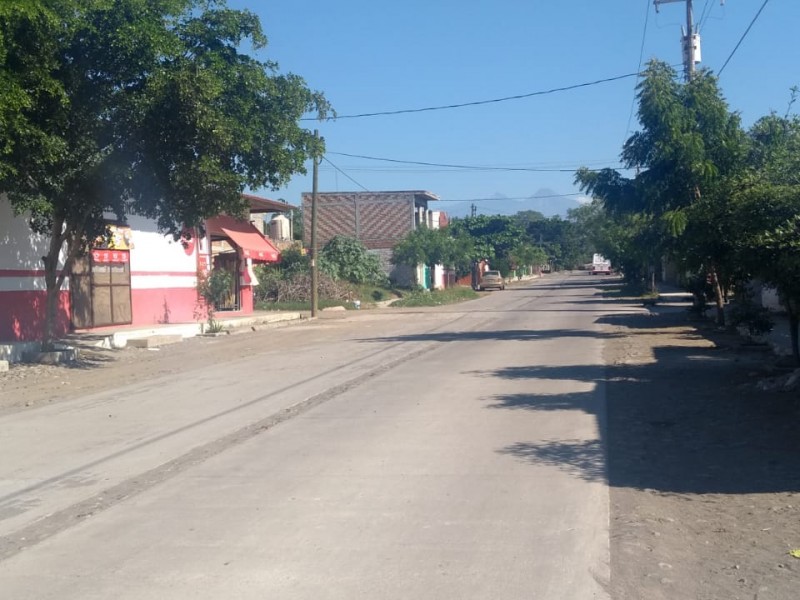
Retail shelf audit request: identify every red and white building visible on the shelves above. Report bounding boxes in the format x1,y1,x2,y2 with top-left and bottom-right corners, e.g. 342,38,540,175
0,195,287,359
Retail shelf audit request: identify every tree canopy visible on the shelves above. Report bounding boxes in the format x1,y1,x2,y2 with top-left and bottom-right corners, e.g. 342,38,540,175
0,0,329,344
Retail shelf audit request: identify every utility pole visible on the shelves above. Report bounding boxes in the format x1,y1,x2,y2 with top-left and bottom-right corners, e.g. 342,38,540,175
654,0,702,80
310,130,319,318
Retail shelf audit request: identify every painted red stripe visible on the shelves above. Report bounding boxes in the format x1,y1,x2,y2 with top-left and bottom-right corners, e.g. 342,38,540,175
0,269,52,277
0,269,197,277
130,271,197,277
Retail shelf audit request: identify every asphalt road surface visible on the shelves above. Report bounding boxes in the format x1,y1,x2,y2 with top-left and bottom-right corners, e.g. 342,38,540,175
0,273,625,599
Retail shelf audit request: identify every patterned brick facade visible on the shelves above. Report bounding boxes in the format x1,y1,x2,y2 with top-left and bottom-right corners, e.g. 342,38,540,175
301,191,437,250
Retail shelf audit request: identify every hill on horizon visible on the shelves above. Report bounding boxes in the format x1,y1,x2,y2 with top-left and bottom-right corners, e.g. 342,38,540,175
442,189,584,219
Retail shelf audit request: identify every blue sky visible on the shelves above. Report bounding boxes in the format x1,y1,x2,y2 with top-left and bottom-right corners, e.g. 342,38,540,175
228,0,799,217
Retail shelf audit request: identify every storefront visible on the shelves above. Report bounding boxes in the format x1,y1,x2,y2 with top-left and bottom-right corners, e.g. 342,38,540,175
1,195,290,350
205,215,280,313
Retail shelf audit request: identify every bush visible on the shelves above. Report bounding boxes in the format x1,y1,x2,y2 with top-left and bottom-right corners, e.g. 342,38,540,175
729,290,774,336
319,236,386,284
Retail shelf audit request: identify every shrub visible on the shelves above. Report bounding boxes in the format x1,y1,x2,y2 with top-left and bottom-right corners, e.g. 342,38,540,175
319,236,386,284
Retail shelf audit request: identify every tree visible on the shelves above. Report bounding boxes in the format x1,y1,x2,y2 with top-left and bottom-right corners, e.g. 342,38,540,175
509,244,548,276
0,0,329,347
448,215,526,265
392,226,471,284
738,113,800,362
576,61,747,320
319,236,385,284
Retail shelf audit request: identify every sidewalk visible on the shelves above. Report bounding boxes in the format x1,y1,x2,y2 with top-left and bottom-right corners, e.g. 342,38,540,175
655,284,794,358
1,310,306,363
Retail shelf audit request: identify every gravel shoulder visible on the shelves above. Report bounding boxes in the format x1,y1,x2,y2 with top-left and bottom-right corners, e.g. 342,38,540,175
603,307,800,600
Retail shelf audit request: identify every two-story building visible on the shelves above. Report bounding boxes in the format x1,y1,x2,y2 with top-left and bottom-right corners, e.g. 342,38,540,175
301,190,449,287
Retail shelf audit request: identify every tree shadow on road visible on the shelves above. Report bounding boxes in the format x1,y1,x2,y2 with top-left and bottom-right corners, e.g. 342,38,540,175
357,328,621,344
482,311,800,495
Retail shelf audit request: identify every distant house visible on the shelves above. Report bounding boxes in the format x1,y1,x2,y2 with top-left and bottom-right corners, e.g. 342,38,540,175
0,194,287,359
301,190,447,287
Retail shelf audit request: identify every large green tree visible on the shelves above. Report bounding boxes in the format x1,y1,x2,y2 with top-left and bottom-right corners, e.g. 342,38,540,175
0,0,328,346
392,226,472,283
576,61,747,321
739,113,800,361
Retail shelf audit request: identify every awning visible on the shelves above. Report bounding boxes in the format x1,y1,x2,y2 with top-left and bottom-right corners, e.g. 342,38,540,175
206,215,280,262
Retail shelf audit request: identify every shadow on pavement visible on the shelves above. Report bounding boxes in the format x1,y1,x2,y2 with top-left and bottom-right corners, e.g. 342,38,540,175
482,309,800,494
357,329,621,343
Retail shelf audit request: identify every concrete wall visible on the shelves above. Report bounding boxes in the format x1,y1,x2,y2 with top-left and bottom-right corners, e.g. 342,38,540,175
125,215,201,325
0,199,71,341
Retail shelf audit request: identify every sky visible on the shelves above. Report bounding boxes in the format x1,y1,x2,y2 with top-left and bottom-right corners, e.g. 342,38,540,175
227,0,799,218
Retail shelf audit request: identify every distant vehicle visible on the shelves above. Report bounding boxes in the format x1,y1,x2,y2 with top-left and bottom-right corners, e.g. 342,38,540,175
479,270,505,290
590,254,612,275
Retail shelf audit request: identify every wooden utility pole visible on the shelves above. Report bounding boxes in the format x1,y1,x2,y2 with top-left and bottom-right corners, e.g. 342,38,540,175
310,130,319,318
654,0,703,80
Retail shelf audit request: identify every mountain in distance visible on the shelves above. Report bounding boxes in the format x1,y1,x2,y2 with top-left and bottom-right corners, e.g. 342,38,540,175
441,188,584,219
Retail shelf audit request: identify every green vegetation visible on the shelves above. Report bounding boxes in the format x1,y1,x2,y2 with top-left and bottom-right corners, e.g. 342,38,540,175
390,210,592,285
391,287,479,308
196,269,233,333
0,0,329,347
256,238,396,309
319,236,386,285
575,60,800,362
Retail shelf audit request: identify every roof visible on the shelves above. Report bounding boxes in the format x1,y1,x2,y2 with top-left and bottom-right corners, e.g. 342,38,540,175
244,194,297,213
206,215,280,262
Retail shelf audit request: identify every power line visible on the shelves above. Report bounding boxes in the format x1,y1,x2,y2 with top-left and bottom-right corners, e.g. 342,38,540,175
718,0,769,77
623,0,652,144
321,156,369,191
318,158,621,174
327,151,625,173
436,193,585,203
302,70,650,121
697,0,713,32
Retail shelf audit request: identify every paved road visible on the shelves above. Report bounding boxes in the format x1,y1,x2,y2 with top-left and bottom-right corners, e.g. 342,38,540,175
0,273,616,599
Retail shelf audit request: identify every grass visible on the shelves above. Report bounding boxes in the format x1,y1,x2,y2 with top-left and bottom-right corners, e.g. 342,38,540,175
255,284,403,312
391,286,479,308
255,299,347,311
255,285,477,311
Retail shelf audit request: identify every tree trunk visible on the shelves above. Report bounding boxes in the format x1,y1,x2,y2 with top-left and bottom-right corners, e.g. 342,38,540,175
41,217,81,351
41,224,64,351
649,265,657,294
709,265,726,326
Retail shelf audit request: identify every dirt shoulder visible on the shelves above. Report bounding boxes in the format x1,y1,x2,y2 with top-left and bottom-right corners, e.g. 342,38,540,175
0,320,323,413
603,307,800,600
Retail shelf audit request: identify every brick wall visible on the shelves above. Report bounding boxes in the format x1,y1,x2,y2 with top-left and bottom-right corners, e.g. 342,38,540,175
302,192,416,251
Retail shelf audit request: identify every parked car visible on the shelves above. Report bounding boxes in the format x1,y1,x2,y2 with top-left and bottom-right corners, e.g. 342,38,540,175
479,270,505,291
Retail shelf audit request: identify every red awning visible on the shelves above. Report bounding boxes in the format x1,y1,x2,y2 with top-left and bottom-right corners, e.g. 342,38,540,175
206,215,280,262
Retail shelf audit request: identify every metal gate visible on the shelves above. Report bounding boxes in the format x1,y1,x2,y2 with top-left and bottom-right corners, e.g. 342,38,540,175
70,251,132,329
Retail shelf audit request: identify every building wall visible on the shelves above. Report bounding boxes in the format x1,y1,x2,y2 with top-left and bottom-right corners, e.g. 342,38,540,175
301,192,418,251
0,199,71,341
125,216,200,325
301,192,443,285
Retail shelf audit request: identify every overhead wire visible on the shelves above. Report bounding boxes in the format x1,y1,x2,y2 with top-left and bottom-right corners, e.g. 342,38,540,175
302,70,651,121
697,0,713,32
321,156,369,191
623,0,652,145
718,0,770,77
435,193,585,203
327,151,625,173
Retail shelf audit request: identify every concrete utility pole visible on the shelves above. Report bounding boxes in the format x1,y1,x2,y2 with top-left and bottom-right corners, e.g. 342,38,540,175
310,130,319,318
654,0,701,80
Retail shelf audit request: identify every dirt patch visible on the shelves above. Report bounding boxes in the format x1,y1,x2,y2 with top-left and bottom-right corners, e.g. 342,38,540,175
603,308,800,600
0,321,316,413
